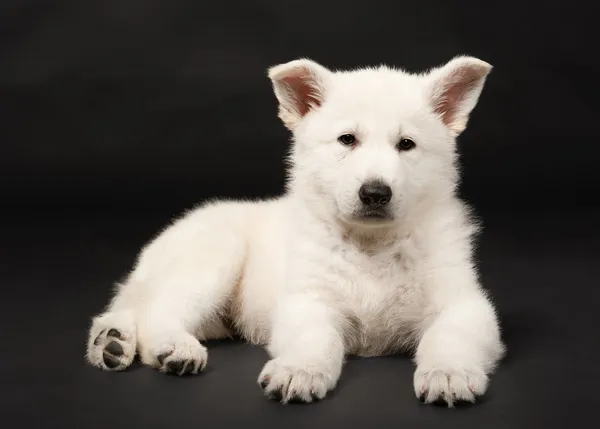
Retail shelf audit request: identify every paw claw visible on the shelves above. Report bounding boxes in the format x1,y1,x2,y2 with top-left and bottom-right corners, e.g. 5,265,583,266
183,361,195,373
414,366,486,406
258,358,334,404
151,333,208,376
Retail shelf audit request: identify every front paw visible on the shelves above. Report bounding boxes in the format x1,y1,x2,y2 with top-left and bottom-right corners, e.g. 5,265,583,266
258,358,336,404
414,365,488,407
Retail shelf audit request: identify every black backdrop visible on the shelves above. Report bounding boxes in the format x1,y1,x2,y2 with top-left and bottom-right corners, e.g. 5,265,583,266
2,1,599,428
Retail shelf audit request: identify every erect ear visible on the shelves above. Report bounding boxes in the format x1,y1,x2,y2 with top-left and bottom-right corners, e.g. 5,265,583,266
425,56,493,137
268,58,332,130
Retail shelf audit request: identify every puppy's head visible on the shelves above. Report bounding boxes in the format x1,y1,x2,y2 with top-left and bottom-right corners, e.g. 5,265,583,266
268,56,492,228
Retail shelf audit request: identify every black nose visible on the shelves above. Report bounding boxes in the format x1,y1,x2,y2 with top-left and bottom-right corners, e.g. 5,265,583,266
358,182,392,207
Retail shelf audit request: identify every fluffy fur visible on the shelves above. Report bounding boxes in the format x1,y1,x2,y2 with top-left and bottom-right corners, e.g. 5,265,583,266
86,56,505,407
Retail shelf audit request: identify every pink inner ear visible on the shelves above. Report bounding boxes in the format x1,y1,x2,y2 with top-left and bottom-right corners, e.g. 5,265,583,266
280,68,322,117
433,66,482,127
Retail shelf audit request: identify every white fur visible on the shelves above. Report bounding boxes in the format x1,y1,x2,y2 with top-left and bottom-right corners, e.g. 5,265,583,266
86,56,505,407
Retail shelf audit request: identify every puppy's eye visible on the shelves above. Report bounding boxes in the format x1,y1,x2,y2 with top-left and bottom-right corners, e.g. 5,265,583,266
397,138,416,151
338,134,356,146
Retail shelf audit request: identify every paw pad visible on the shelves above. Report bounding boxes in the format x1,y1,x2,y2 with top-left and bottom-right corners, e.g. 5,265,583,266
91,328,135,371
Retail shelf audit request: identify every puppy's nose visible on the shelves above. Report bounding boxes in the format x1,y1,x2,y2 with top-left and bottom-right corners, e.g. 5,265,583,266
358,182,392,207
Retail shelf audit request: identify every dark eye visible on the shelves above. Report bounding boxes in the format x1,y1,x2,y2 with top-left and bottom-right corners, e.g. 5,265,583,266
338,134,356,146
397,138,416,151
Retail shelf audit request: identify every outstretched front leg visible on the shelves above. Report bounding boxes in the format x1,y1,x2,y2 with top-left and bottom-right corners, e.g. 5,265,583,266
413,264,505,407
258,290,348,404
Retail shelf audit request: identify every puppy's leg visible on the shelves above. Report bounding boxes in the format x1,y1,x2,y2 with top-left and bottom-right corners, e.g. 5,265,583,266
86,287,137,371
86,201,250,374
258,292,346,403
413,271,505,406
136,234,247,375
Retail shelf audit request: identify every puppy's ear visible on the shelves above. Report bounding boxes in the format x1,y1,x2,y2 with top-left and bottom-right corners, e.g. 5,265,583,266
426,56,492,137
268,58,332,130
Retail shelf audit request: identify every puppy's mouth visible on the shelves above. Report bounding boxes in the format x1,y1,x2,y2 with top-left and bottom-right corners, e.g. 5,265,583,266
348,208,394,225
360,210,388,219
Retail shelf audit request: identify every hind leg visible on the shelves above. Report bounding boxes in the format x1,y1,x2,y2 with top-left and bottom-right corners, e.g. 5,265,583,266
135,207,248,375
135,260,245,375
86,201,249,374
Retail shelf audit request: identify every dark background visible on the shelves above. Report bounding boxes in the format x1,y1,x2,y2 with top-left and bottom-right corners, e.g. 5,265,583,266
1,0,598,428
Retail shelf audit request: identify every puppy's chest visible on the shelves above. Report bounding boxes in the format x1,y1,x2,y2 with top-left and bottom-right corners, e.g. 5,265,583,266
332,240,425,350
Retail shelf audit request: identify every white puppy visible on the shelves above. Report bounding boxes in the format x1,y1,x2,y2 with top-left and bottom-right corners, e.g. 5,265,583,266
86,56,505,407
